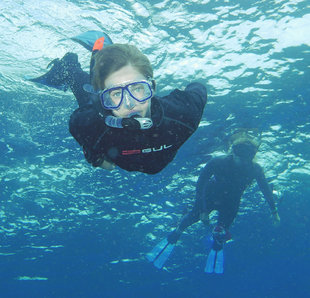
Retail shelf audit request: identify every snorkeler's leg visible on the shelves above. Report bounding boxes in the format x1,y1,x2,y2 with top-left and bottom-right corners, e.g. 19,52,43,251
205,207,233,274
70,67,92,107
205,218,225,274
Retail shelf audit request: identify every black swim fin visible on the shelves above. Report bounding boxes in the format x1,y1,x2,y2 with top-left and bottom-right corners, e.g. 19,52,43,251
29,31,112,90
71,30,113,52
28,52,80,91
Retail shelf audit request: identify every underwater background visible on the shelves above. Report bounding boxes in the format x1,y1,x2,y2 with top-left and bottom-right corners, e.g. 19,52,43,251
0,0,309,297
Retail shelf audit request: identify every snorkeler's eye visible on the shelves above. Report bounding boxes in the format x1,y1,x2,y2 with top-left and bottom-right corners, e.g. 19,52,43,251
130,84,145,96
109,88,122,99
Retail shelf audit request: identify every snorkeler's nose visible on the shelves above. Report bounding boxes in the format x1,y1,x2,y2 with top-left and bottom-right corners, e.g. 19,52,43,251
123,91,136,110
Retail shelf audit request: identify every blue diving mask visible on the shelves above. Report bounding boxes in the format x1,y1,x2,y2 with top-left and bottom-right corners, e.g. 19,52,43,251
83,80,154,130
99,80,154,110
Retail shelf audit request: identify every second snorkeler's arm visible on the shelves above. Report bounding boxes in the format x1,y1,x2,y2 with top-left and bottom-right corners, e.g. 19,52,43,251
254,163,280,225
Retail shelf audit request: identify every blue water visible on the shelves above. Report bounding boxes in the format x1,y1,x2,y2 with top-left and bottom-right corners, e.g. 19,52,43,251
1,0,310,297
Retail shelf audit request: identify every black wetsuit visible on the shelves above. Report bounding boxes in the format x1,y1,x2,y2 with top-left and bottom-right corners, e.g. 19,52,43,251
178,155,277,230
69,77,207,174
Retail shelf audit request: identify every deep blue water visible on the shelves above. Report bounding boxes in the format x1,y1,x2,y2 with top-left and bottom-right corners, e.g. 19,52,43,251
1,0,310,297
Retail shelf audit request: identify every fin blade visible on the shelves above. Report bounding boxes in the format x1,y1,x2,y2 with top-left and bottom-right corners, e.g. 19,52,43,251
153,243,175,269
71,30,113,52
146,238,175,269
205,249,217,273
27,76,69,91
214,249,224,274
146,239,168,263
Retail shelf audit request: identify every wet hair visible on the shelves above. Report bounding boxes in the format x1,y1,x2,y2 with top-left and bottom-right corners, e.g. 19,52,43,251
91,44,153,91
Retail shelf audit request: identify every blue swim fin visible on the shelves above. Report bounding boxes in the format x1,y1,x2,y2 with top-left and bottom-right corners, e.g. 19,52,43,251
71,30,113,51
205,249,216,273
205,248,224,274
214,249,224,274
146,238,175,269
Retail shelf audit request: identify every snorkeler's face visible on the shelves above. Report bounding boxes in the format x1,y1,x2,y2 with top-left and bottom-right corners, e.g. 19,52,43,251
232,142,257,165
103,65,153,118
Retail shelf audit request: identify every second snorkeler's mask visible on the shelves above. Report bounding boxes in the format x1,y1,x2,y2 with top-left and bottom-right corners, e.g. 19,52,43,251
232,141,258,160
229,129,261,160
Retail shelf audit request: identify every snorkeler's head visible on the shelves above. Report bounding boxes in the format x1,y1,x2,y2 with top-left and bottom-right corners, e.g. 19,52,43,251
229,129,261,161
91,44,155,119
91,43,154,91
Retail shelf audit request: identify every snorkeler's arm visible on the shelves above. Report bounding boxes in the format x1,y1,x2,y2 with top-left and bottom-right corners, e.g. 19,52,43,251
182,82,207,128
254,163,280,223
185,82,207,105
99,159,115,171
163,82,207,130
69,104,109,167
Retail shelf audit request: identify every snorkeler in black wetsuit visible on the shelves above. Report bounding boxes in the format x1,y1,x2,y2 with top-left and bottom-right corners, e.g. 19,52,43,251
168,131,280,246
147,131,281,272
31,32,207,174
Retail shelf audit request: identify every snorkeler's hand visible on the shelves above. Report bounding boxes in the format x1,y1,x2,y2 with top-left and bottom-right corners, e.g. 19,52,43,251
272,211,281,227
200,212,209,223
99,159,116,171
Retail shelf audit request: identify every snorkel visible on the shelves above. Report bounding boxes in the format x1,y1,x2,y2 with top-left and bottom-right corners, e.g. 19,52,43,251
105,115,153,130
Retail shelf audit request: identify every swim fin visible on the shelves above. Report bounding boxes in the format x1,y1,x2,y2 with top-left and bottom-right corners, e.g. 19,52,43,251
29,31,112,90
146,238,175,269
205,248,224,274
71,30,113,52
28,52,80,91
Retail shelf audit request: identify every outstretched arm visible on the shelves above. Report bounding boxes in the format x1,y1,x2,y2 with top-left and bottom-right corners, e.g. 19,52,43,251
69,105,110,168
183,82,208,128
255,163,280,225
162,82,207,132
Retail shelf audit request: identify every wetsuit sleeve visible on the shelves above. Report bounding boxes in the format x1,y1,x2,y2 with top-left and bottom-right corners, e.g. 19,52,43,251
70,69,93,108
184,82,207,127
254,163,277,211
163,82,207,131
69,104,108,167
178,159,215,231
